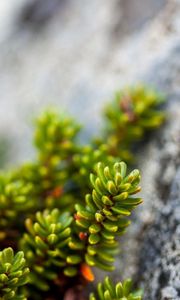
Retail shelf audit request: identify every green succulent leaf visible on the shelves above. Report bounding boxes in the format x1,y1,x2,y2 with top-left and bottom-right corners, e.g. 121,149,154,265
75,161,142,271
89,276,143,300
20,208,78,292
103,84,165,162
0,248,29,300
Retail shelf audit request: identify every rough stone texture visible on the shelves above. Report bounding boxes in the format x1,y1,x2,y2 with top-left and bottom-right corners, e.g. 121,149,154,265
139,166,180,299
104,88,180,299
0,0,180,299
115,17,180,298
136,102,180,299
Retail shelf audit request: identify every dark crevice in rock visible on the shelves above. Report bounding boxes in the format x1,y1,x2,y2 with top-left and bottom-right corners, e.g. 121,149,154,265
18,0,68,31
111,0,167,39
157,135,180,204
158,271,170,290
155,146,180,204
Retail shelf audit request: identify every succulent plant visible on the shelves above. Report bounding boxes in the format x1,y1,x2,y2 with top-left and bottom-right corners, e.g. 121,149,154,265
89,277,142,300
0,85,165,299
103,85,165,161
0,248,29,300
74,161,142,272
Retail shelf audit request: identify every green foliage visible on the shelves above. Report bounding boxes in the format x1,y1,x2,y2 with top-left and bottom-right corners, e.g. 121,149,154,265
34,109,81,161
74,161,142,271
89,277,142,300
103,85,165,161
0,111,81,246
18,110,81,211
72,144,116,194
20,208,74,292
0,174,36,246
0,85,165,299
0,248,29,300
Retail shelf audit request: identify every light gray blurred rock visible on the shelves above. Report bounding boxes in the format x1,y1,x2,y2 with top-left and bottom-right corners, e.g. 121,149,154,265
0,0,166,166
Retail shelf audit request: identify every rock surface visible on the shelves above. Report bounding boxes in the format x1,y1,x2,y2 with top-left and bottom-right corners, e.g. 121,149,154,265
115,4,180,298
139,167,180,299
135,95,180,299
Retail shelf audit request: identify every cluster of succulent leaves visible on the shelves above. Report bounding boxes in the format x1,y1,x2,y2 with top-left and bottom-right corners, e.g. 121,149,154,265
0,248,29,300
90,277,142,300
0,85,165,299
102,84,165,162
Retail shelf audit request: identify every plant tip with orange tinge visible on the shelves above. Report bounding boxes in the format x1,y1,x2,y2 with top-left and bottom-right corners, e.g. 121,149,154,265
51,186,63,198
80,263,94,282
79,232,88,240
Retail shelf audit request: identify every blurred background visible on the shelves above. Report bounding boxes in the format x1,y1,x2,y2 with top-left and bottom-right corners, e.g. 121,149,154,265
0,0,172,167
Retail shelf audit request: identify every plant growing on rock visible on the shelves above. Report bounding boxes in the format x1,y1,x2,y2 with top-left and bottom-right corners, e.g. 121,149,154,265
0,85,165,299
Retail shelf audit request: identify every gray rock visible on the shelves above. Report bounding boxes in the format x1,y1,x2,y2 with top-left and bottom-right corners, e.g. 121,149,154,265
112,87,180,298
138,168,180,299
133,37,180,298
161,286,178,299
